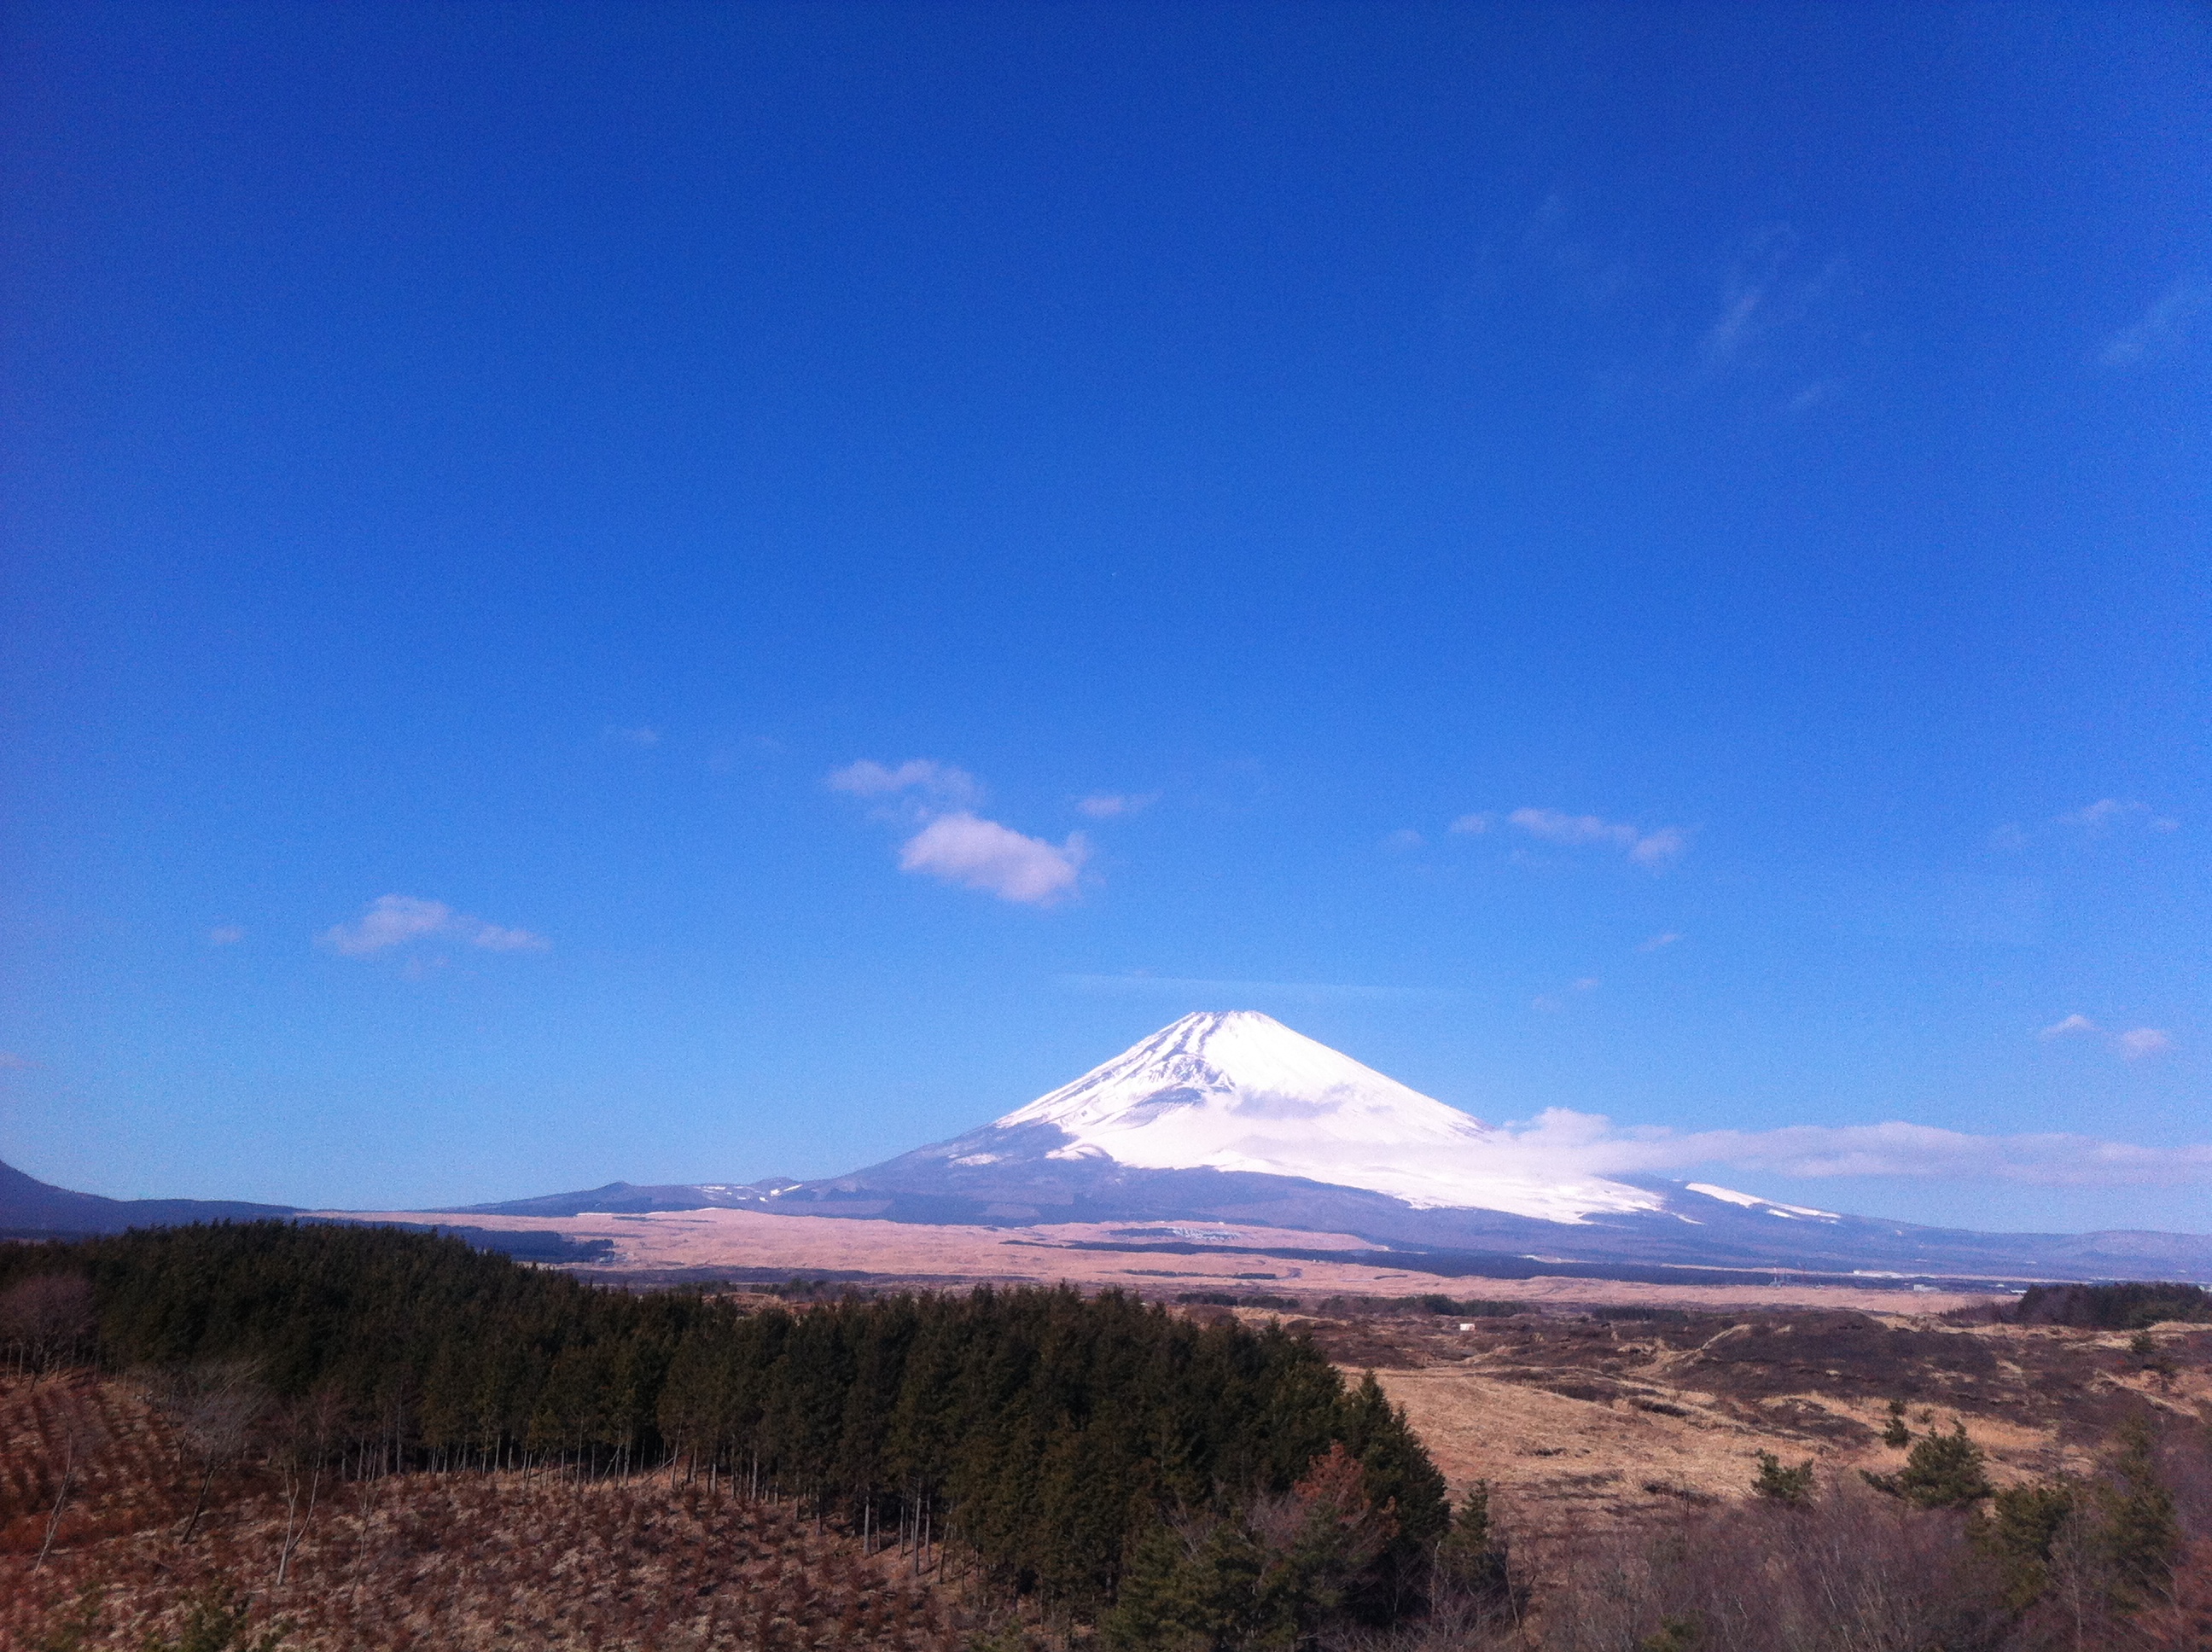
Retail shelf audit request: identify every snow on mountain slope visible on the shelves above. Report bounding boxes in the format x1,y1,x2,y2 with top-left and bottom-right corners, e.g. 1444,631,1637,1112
987,1010,1662,1223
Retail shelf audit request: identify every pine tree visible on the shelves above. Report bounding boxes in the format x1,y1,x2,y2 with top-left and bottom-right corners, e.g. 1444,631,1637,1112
2096,1415,2179,1609
1863,1420,1990,1508
1751,1451,1814,1507
1436,1480,1515,1614
1977,1480,2075,1611
1881,1398,1911,1448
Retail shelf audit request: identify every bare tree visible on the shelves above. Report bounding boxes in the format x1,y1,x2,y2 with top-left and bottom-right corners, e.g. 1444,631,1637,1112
0,1274,96,1380
274,1385,348,1585
32,1411,88,1571
151,1360,269,1544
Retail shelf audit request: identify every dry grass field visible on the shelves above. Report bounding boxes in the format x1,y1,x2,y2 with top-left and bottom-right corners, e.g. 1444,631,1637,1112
325,1206,1997,1315
1284,1306,2212,1534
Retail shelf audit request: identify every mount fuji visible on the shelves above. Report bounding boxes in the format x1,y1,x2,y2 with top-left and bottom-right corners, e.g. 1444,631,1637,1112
469,1012,2212,1285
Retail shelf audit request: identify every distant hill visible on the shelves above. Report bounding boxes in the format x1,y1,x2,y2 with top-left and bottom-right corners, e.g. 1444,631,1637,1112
0,1156,296,1236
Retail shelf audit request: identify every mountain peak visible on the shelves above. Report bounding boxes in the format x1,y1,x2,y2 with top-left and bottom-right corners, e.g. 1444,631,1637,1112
991,1012,1660,1222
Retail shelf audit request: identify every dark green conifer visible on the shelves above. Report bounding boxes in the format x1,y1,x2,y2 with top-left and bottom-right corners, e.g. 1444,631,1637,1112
1751,1451,1814,1506
1863,1420,1990,1508
1881,1398,1911,1448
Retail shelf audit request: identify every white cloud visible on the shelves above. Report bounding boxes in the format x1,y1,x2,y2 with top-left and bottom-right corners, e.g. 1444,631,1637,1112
1079,792,1156,819
0,1051,33,1072
1382,828,1424,851
2060,799,2178,833
469,922,550,952
1484,1108,2212,1190
828,759,981,811
898,813,1086,905
2038,1015,2177,1062
1988,823,2029,852
1627,827,1691,867
320,895,548,958
207,924,246,946
2099,280,2210,366
608,725,661,747
1447,813,1493,835
2117,1027,2174,1061
321,895,453,957
1507,807,1691,867
1639,932,1682,952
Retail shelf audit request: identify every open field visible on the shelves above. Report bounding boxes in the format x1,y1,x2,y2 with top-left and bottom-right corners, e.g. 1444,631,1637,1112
324,1207,2002,1314
1285,1303,2212,1536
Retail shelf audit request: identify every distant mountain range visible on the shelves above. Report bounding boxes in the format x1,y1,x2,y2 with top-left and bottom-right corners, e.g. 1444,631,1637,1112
10,1011,2211,1284
0,1155,296,1236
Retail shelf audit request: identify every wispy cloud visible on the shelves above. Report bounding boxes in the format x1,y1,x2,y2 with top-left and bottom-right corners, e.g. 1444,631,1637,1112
1382,828,1424,852
2099,279,2210,366
1062,974,1458,1004
207,924,246,946
606,725,661,747
1639,932,1682,952
1533,976,1602,1013
1448,813,1493,835
1078,793,1155,819
2059,799,2178,834
2036,1015,2174,1062
2117,1028,2173,1062
827,759,982,811
0,1052,34,1072
898,814,1086,905
1487,1108,2212,1190
1700,227,1840,374
2039,1014,2098,1040
1507,807,1692,867
319,895,549,958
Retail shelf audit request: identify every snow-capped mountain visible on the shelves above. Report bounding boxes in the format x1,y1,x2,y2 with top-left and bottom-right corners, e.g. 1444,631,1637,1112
978,1010,1657,1223
457,1012,2212,1283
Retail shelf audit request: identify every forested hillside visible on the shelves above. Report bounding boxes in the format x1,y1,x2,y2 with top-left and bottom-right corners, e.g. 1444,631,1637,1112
0,1222,1447,1639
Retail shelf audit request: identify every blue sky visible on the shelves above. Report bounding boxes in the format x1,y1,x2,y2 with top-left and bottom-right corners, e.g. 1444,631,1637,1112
3,3,2206,1230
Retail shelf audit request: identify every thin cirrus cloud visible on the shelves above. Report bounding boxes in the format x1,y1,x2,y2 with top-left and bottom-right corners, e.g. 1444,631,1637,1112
2059,799,2179,833
1507,807,1691,867
2098,278,2209,366
827,759,983,813
318,895,550,958
1485,1109,2212,1190
831,759,1088,906
1077,792,1156,819
207,924,246,946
